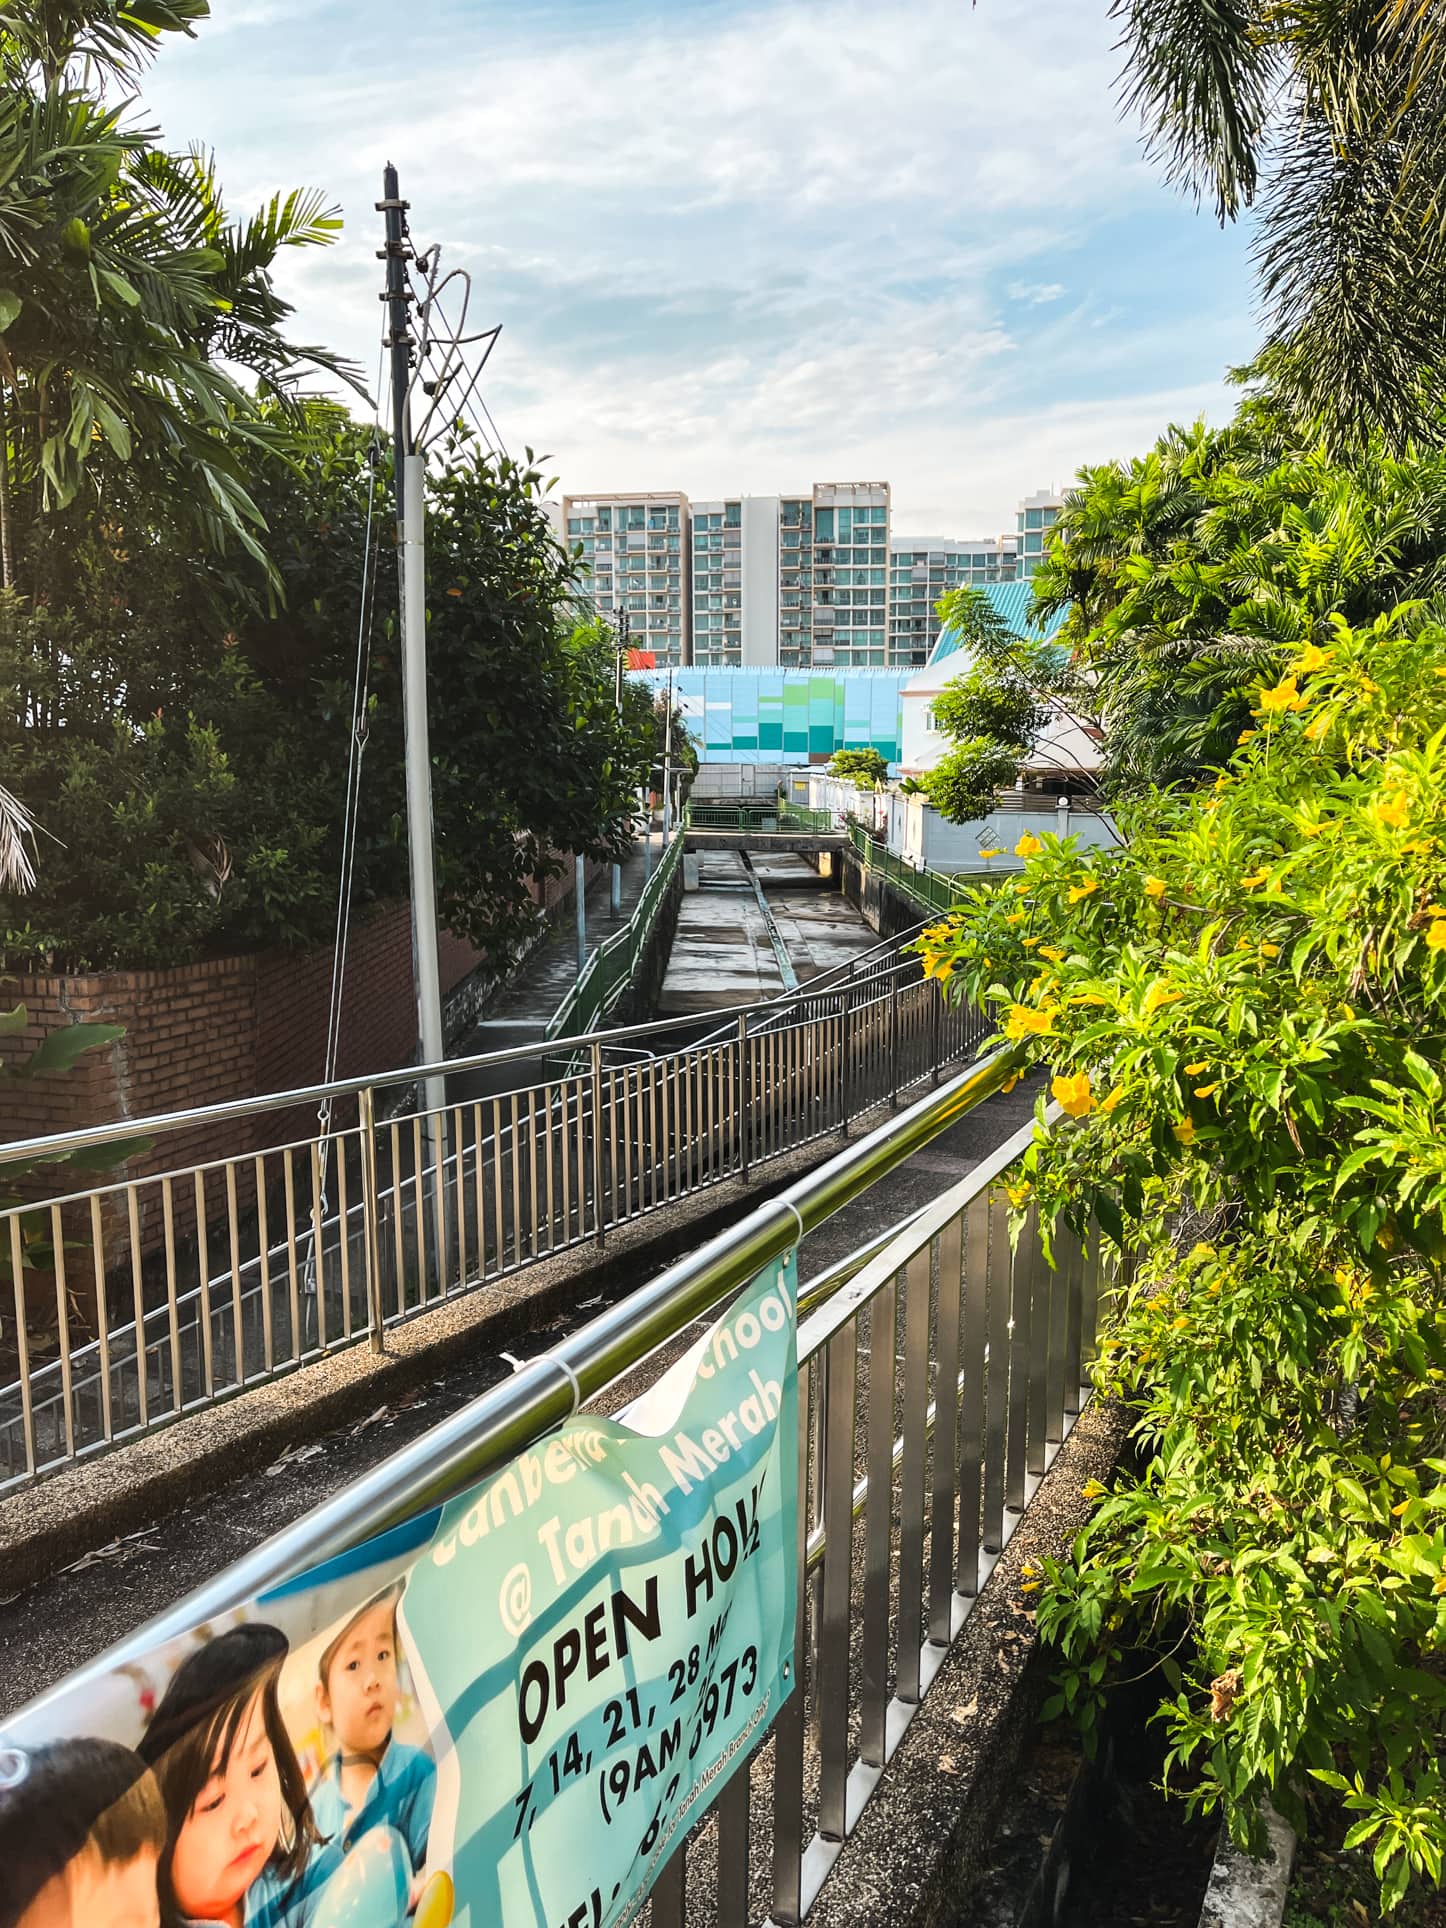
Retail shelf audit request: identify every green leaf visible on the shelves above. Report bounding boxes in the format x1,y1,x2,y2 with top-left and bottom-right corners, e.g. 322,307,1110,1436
0,288,20,333
16,1023,124,1078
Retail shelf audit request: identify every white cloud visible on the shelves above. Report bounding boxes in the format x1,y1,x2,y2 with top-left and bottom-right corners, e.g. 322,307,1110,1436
142,0,1253,530
1008,281,1067,306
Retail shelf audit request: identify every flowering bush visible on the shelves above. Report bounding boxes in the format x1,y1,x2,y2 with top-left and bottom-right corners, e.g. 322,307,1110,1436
920,608,1446,1912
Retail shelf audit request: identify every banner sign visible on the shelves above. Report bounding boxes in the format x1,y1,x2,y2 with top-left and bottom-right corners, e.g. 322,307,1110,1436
2,1257,798,1928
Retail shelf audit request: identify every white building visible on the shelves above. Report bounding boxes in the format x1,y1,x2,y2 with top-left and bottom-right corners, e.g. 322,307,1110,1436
887,536,1020,666
689,497,781,667
898,581,1099,783
561,491,689,665
1014,488,1064,580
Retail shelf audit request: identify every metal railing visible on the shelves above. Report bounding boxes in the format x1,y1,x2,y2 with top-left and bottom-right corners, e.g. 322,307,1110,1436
546,834,685,1040
844,823,995,914
7,1051,1114,1926
685,801,836,835
0,939,985,1491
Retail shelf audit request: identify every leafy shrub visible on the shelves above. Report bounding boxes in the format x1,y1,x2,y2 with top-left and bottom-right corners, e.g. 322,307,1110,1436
922,610,1446,1913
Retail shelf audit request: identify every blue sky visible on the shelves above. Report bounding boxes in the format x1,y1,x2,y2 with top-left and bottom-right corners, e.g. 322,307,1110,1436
145,0,1256,534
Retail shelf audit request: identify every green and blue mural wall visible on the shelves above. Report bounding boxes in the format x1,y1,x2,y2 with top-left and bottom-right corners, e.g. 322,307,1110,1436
636,668,911,766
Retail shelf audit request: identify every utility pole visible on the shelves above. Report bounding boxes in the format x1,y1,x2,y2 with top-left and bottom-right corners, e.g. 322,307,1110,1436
661,664,675,848
610,606,627,917
378,164,446,1124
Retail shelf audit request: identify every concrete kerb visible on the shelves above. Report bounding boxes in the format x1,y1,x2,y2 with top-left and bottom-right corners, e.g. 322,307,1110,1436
1198,1805,1296,1928
0,1111,891,1596
804,1399,1129,1928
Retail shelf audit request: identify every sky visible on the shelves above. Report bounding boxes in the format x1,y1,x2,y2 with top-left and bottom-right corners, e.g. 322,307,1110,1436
143,0,1257,536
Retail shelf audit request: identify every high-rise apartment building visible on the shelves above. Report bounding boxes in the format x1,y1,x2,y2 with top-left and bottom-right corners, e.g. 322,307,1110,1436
807,481,891,667
1015,488,1063,579
887,536,1020,664
558,481,1056,667
690,497,781,667
561,491,689,665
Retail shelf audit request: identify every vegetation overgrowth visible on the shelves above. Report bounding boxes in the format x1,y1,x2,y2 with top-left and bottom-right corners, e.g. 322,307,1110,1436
922,436,1446,1908
0,5,666,971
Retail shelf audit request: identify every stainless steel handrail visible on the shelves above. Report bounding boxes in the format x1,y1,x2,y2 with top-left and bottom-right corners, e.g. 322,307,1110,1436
0,925,925,1168
6,1045,1019,1731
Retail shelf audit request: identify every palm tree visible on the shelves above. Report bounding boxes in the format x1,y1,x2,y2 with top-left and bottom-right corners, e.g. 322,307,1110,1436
0,1,354,592
1109,0,1446,450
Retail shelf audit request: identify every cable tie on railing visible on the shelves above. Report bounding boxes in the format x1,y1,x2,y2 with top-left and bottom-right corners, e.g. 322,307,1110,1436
779,1200,806,1253
547,1351,583,1418
0,1745,27,1790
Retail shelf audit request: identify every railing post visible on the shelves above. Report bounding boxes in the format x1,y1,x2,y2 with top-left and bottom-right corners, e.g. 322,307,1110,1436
839,980,853,1137
931,973,943,1086
590,1040,606,1247
357,1085,385,1353
737,1011,750,1180
889,969,900,1112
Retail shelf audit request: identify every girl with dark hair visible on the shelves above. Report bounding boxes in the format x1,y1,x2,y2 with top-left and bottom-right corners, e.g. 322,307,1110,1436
137,1625,322,1928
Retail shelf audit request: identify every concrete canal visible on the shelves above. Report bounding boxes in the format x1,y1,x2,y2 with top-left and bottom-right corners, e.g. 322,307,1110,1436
658,849,880,1016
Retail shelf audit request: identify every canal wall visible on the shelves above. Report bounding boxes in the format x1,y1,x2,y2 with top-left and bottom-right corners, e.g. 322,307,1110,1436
839,843,934,937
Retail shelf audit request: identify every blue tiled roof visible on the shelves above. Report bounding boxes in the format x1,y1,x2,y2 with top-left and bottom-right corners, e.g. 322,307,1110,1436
928,581,1068,664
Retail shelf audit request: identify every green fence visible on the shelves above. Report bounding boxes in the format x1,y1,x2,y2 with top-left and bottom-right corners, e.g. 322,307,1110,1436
845,823,993,914
685,800,834,834
546,835,684,1040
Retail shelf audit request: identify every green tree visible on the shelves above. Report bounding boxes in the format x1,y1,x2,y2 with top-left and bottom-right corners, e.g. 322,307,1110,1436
0,0,349,590
919,612,1446,1914
1110,0,1446,447
828,748,888,788
1030,413,1446,794
922,585,1075,822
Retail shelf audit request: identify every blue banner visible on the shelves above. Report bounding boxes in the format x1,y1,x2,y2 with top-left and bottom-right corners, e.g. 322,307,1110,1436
3,1257,799,1928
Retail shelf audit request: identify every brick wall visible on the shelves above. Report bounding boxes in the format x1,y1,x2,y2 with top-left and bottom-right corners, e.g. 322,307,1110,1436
1,863,602,1322
1,902,491,1283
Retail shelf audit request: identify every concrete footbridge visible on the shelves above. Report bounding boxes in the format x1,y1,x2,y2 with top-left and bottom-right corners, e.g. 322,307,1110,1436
682,798,847,857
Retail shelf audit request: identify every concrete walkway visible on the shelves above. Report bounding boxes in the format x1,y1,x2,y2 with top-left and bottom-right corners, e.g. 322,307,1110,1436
454,835,664,1061
0,1076,1038,1721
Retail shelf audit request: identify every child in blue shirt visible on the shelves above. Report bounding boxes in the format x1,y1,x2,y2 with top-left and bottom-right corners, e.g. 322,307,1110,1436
302,1589,435,1911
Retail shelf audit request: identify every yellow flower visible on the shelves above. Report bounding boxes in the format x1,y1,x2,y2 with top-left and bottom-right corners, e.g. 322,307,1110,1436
1039,945,1067,963
1004,910,1027,926
1004,1004,1057,1040
1051,1070,1095,1118
1006,1180,1032,1208
1358,674,1381,695
1099,1086,1124,1114
1072,991,1109,1007
1294,641,1332,674
1184,1061,1209,1076
1016,882,1031,896
1426,919,1446,952
1371,791,1410,830
1403,838,1436,856
1241,869,1270,891
1304,712,1331,743
979,846,1004,859
934,959,954,983
1256,675,1307,716
1015,832,1042,858
1067,877,1099,903
1021,935,1041,948
1173,1118,1197,1145
1144,875,1167,899
1143,983,1183,1016
1236,729,1257,745
1081,1479,1106,1499
1260,942,1280,958
1193,1083,1220,1099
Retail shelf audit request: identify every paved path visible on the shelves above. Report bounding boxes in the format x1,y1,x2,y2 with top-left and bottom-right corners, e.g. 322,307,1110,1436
463,835,662,1046
0,1075,1038,1721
